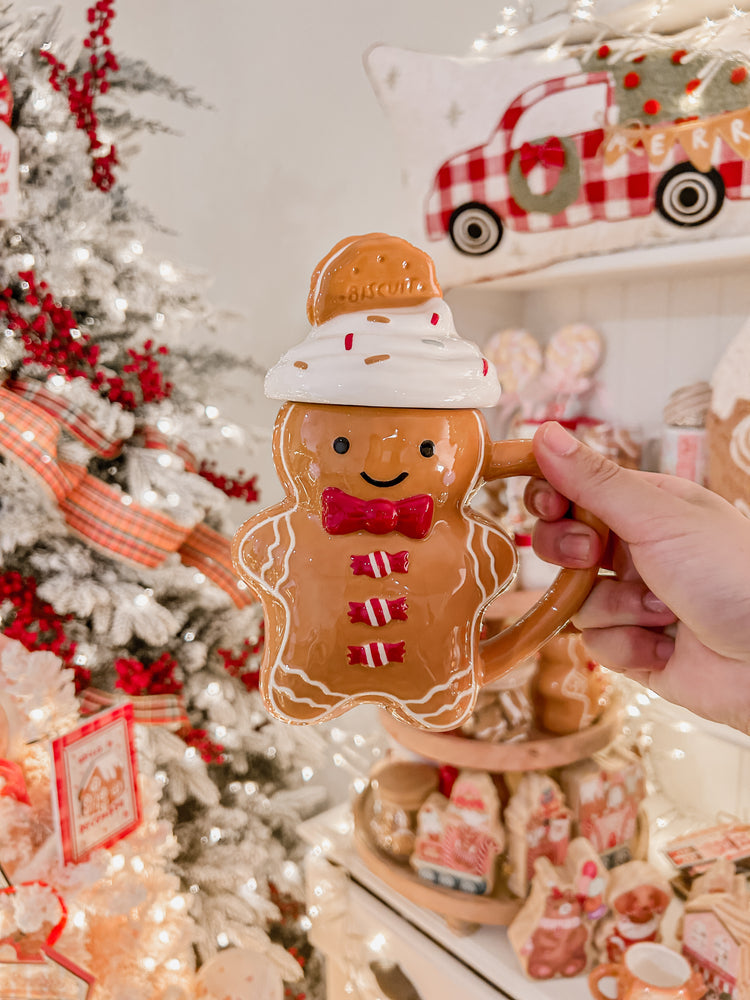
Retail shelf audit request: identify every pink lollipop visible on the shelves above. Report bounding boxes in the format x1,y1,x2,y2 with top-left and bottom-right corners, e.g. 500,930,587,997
484,328,542,396
545,323,603,382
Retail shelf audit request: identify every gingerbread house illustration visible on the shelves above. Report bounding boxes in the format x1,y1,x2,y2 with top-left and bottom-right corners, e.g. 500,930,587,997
682,864,750,999
561,747,645,866
505,773,572,898
410,770,505,895
78,753,125,817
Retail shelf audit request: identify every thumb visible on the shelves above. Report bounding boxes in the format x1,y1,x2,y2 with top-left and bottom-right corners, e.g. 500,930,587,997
532,421,685,545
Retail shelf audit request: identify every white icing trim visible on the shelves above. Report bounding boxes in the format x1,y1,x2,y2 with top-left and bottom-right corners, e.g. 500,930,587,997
309,238,358,319
730,414,750,477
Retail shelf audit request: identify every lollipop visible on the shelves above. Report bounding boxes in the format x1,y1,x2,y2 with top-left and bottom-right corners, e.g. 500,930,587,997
484,328,543,395
545,323,604,383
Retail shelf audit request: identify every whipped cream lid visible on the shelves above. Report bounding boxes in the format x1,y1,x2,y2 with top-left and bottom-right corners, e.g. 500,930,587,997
265,296,502,409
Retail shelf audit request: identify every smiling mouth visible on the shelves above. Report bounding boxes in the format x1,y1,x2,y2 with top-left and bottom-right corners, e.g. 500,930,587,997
360,471,409,488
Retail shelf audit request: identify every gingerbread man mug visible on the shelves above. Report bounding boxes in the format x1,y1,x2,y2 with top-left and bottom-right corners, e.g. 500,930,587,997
232,234,604,730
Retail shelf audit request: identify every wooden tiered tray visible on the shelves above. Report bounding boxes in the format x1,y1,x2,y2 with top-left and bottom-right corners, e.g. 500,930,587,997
352,783,523,934
378,701,622,772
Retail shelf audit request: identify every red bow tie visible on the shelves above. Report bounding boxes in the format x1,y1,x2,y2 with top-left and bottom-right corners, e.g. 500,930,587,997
321,487,433,539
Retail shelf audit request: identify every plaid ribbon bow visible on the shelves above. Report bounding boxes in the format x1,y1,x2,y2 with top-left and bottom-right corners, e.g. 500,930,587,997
0,382,253,607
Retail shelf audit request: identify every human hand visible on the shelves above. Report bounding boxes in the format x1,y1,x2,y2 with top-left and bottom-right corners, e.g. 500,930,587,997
524,421,750,732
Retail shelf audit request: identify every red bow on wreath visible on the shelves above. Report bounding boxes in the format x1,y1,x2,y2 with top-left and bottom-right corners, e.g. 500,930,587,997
518,137,566,176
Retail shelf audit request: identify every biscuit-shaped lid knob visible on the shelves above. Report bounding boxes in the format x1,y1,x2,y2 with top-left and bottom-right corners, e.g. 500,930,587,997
266,232,502,409
306,233,442,326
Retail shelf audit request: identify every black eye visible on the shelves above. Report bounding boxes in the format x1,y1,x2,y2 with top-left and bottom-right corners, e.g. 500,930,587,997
333,437,350,454
419,440,435,458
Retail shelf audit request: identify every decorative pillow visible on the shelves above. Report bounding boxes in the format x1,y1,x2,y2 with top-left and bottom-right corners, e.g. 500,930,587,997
365,19,750,285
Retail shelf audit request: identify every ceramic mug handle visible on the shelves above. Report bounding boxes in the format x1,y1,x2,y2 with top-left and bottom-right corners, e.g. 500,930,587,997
480,438,607,687
686,970,708,1000
588,962,622,1000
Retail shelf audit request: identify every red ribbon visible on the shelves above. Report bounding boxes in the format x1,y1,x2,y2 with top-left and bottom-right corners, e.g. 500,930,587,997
0,881,67,959
518,136,566,176
0,760,30,805
322,488,433,539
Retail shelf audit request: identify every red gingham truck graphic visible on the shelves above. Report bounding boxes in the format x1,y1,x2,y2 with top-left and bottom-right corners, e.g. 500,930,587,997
425,70,750,255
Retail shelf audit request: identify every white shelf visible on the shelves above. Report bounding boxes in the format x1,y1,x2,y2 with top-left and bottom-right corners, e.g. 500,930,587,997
300,805,596,1000
453,234,750,292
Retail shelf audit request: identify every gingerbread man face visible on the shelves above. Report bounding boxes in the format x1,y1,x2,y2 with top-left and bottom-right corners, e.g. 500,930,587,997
275,402,486,510
614,886,670,923
233,233,598,729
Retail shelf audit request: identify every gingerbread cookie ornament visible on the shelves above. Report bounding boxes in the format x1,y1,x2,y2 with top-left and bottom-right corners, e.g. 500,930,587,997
233,234,604,730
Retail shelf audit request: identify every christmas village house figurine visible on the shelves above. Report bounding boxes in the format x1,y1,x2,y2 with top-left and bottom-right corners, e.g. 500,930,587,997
232,233,604,732
508,837,607,980
560,745,647,868
681,859,750,1000
505,771,572,898
410,769,505,895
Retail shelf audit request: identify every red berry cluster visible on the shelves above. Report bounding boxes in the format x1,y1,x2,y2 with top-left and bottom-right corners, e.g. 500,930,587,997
285,946,307,1000
122,340,173,405
114,650,182,696
39,0,121,192
180,726,225,765
198,461,259,504
4,271,101,376
0,571,83,685
217,626,264,692
1,270,173,411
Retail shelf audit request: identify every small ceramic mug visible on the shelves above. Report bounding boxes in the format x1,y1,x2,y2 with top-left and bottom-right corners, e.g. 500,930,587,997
589,942,706,1000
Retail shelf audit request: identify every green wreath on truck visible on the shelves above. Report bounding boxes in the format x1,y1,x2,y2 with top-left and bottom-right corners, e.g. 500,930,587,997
508,135,582,216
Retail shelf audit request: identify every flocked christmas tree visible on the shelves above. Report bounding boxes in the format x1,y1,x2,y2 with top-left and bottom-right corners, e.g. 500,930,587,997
0,2,327,997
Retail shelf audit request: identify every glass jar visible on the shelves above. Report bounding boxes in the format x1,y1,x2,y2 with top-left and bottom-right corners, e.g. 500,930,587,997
369,759,440,861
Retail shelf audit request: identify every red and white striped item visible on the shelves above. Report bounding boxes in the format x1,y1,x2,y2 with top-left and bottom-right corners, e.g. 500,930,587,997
9,377,125,458
347,596,408,626
349,550,409,578
347,641,406,667
79,686,189,730
441,825,496,878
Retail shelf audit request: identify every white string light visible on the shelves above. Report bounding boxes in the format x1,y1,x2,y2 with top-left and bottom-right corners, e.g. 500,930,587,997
473,0,750,66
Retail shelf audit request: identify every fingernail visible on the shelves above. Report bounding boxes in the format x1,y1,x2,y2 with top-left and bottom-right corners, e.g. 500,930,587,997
643,591,670,614
655,637,675,663
542,421,578,457
559,530,593,561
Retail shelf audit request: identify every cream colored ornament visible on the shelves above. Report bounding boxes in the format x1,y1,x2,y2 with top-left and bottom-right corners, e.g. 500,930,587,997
195,947,285,1000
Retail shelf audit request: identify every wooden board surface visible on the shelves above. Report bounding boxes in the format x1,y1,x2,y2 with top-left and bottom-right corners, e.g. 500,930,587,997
379,703,622,772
